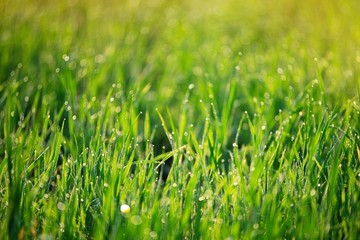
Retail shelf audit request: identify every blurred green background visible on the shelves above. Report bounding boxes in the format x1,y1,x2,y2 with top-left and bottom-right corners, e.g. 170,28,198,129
1,0,360,239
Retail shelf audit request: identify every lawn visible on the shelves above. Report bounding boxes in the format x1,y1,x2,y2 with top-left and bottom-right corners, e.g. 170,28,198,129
1,0,360,239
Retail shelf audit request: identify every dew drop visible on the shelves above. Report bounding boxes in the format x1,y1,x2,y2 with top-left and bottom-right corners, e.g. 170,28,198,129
57,202,65,211
150,231,158,239
120,204,131,214
310,189,316,196
131,215,142,225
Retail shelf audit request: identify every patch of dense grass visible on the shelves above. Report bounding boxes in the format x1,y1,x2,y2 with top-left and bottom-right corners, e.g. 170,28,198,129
1,0,360,239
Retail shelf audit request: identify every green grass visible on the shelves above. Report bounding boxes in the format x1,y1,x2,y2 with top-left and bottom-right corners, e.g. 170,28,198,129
1,0,360,239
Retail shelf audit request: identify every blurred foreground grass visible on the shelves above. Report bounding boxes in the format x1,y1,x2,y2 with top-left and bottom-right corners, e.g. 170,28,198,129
1,0,360,239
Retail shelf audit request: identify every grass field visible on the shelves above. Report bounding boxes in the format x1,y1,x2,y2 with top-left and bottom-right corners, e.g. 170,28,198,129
1,0,360,239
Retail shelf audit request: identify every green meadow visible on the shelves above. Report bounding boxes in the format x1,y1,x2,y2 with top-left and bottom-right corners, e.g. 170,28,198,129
1,0,360,239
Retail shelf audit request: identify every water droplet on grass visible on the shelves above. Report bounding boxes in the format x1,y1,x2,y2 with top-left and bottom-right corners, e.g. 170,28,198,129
150,231,158,239
62,54,69,62
95,54,105,64
310,189,316,196
131,215,142,225
120,204,130,214
57,202,65,211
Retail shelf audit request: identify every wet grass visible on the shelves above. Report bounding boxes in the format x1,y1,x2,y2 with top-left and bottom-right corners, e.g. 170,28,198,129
1,0,360,239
